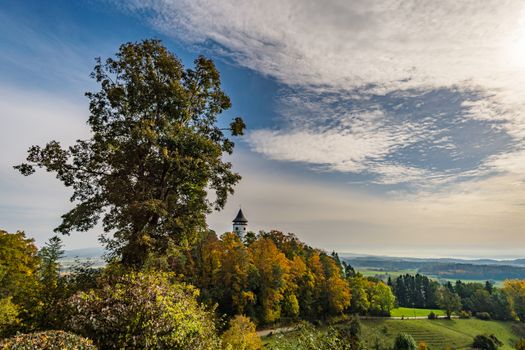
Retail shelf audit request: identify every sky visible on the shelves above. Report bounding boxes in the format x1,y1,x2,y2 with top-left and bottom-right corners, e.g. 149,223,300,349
1,0,525,259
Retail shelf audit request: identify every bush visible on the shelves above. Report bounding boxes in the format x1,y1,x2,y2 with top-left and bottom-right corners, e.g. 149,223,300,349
393,333,417,350
418,342,430,350
66,271,221,350
459,310,471,319
266,322,348,350
222,315,262,350
516,339,525,350
512,324,525,339
476,312,492,320
0,330,96,350
428,311,437,320
472,334,503,350
335,316,362,349
0,297,19,335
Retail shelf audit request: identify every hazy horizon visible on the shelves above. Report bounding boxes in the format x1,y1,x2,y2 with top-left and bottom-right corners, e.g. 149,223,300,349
62,244,525,261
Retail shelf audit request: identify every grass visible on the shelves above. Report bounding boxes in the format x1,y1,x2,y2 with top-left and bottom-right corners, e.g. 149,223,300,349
362,319,523,349
263,319,525,349
356,268,417,279
390,307,446,318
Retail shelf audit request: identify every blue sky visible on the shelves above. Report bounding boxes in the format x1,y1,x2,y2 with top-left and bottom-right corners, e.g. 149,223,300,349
2,0,525,258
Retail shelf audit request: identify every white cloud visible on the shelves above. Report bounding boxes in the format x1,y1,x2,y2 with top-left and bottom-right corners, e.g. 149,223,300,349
487,149,525,176
121,0,525,185
248,115,432,184
126,0,525,93
248,110,414,172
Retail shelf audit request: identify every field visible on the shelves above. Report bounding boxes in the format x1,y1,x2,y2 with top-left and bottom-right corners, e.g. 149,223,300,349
357,268,417,279
390,307,446,318
263,319,525,349
362,319,524,349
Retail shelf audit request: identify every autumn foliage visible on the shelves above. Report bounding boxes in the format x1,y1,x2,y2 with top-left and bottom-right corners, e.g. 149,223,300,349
221,315,262,350
65,272,221,350
0,330,96,350
177,230,352,324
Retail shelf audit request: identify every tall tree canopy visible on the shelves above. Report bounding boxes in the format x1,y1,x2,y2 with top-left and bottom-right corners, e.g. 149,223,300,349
15,40,245,266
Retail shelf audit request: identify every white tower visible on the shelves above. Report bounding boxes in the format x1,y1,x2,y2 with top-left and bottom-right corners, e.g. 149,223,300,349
232,208,248,239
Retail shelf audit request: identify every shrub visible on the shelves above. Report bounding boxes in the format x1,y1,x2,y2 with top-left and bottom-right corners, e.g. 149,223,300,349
222,315,262,350
335,316,362,349
393,333,417,350
516,339,525,350
0,330,96,350
266,322,348,350
512,324,525,339
348,316,362,339
0,297,19,335
476,312,492,320
459,310,471,319
428,311,437,320
66,271,221,350
418,342,430,350
472,334,503,350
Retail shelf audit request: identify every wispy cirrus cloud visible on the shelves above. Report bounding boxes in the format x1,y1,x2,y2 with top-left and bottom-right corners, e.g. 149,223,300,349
248,106,430,184
123,0,525,91
249,88,513,185
119,0,525,186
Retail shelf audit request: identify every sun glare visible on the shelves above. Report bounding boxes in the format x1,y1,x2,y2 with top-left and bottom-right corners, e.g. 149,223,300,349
504,18,525,69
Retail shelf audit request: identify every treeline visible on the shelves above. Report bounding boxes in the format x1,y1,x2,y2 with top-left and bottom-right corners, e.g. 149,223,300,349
389,274,439,309
192,230,350,323
389,273,522,320
419,263,525,280
160,230,396,323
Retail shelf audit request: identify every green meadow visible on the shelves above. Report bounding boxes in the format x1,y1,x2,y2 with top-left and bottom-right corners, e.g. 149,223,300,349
390,307,446,318
362,319,524,349
263,319,525,349
356,268,418,279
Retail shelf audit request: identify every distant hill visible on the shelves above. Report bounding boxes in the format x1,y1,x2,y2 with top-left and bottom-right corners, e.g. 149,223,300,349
511,258,525,266
340,254,525,266
420,262,525,280
63,247,105,259
341,254,525,282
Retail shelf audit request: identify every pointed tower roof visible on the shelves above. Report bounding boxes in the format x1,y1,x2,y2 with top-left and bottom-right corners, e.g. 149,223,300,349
233,208,248,223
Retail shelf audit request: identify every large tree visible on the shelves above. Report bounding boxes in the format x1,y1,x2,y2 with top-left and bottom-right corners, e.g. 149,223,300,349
437,286,461,319
15,40,245,267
